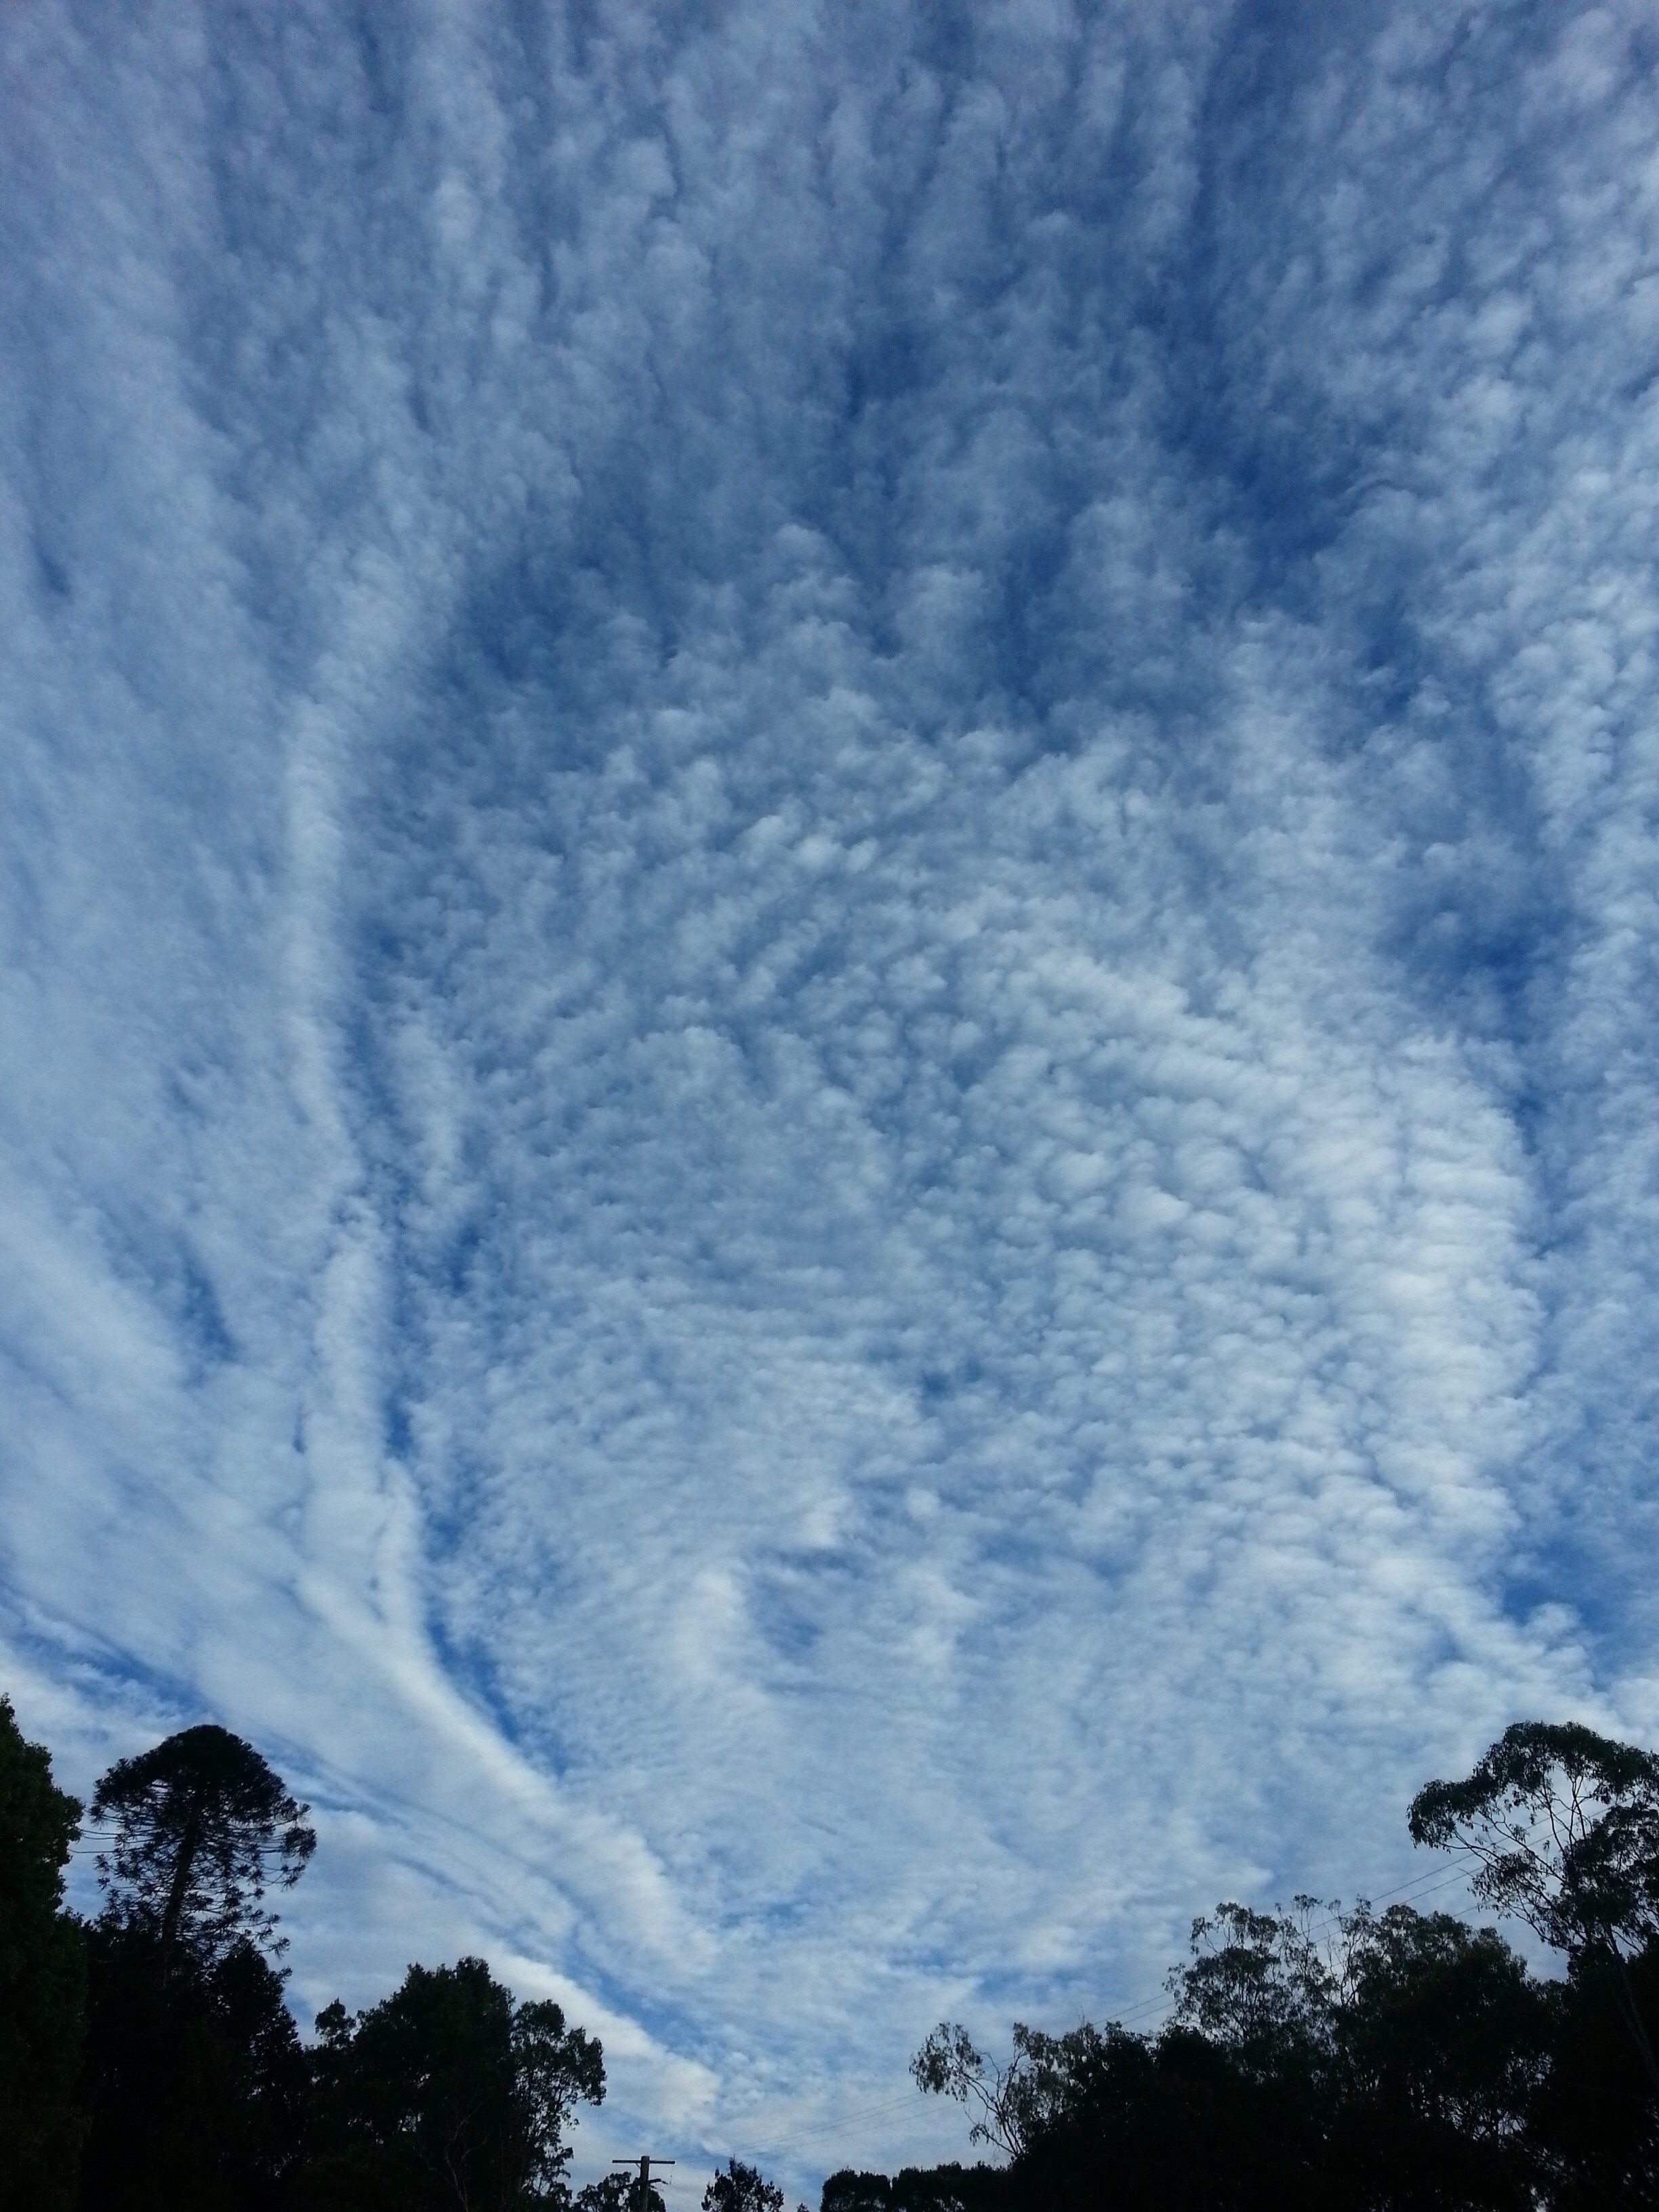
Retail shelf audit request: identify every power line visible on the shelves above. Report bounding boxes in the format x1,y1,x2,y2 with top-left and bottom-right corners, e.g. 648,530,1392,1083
781,2091,930,2152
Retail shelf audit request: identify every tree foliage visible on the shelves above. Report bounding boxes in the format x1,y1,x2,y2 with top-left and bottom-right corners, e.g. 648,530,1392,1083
820,2167,1004,2212
704,2158,784,2212
911,2021,1106,2160
78,1921,308,2212
1410,1721,1659,2089
0,1694,87,2212
1408,1722,1659,1962
5,1697,1657,2212
903,1724,1659,2209
303,1955,604,2211
914,1893,1618,2209
79,1725,315,2212
1170,1897,1336,2068
90,1723,315,1965
573,2176,665,2212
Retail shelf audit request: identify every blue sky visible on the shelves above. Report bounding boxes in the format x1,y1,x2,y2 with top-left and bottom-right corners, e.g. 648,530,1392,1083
2,0,1656,2196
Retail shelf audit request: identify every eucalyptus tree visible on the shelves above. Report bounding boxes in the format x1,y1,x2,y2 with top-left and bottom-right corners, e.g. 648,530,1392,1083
1410,1721,1659,2089
914,1898,1551,2209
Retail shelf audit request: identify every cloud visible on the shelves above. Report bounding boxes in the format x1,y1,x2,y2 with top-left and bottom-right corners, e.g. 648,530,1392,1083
1,0,1656,2196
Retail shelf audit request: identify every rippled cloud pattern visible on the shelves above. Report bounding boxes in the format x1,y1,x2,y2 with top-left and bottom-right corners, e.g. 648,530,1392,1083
2,0,1656,2191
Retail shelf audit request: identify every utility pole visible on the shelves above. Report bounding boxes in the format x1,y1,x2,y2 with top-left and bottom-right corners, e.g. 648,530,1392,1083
613,2153,674,2212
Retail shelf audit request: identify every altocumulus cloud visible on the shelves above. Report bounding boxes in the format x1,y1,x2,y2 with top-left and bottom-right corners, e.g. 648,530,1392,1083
1,0,1656,2193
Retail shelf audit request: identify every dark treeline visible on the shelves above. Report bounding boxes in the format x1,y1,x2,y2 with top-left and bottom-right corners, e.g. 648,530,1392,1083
830,1723,1659,2211
0,1697,793,2212
5,1700,1658,2210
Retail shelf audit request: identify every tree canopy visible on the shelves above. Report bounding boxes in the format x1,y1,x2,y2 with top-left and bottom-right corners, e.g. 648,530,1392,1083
80,1725,314,2212
703,2157,784,2212
909,1727,1659,2211
90,1723,316,1965
1410,1721,1659,2088
0,1695,87,2212
1409,1721,1659,1962
4,1703,1658,2210
304,1955,605,2211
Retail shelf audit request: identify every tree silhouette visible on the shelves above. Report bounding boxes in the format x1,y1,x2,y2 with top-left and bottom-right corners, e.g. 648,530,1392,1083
0,1694,86,2211
703,2156,783,2212
90,1723,315,1966
80,1724,314,2210
77,1919,308,2212
1410,1721,1659,2089
305,1956,604,2209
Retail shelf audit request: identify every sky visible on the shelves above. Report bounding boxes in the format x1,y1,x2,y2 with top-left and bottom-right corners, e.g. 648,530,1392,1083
1,0,1656,2196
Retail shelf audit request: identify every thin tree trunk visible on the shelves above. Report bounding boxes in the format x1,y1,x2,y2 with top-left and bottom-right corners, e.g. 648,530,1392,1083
159,1795,205,1963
